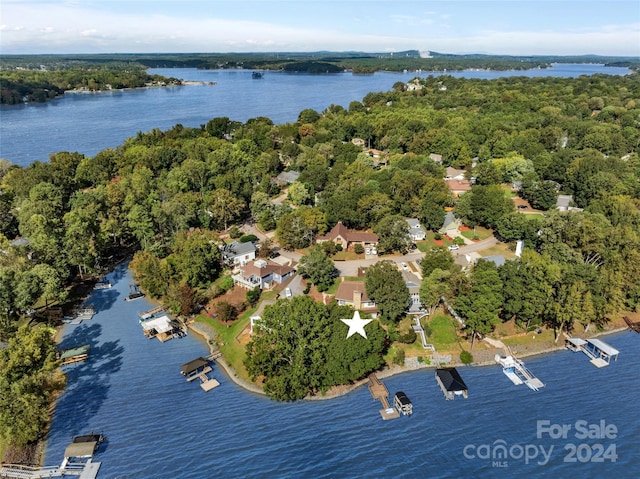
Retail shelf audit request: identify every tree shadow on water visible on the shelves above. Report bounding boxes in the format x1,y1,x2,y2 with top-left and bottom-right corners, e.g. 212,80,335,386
50,323,124,444
90,289,120,314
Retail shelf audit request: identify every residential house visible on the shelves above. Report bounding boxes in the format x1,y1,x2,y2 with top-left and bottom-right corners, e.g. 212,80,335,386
232,259,294,290
556,194,583,212
407,218,426,241
440,212,460,237
482,255,506,267
445,178,472,198
273,170,301,186
429,153,443,165
316,221,378,251
222,241,257,267
445,167,466,180
334,281,378,317
402,271,424,314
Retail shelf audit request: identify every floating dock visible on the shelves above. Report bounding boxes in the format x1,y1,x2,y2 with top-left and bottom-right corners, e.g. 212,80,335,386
0,434,104,478
181,357,220,392
62,305,96,325
566,337,619,367
495,352,545,391
367,373,400,420
139,306,165,320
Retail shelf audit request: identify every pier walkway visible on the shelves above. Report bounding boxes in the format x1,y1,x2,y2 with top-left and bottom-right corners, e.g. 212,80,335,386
0,459,100,479
367,374,399,420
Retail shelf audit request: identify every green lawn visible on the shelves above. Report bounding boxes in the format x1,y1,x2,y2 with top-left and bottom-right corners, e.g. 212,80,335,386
332,251,362,261
415,234,451,252
460,226,493,240
195,310,253,381
424,314,459,347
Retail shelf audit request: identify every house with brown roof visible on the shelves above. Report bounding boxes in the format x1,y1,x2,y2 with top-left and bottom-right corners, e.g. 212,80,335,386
232,259,295,289
316,221,378,251
334,281,378,317
445,179,472,198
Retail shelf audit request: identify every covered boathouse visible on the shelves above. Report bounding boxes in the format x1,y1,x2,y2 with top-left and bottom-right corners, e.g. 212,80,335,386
565,337,620,367
435,367,469,400
181,357,220,392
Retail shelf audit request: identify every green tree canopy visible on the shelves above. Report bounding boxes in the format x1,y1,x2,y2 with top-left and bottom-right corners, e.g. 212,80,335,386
296,246,336,292
365,260,410,323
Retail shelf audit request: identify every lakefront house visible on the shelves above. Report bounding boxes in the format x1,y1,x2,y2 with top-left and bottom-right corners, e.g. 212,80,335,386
232,259,294,290
334,281,378,317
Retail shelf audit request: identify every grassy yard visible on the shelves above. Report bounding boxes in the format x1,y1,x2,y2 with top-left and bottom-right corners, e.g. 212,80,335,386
195,309,253,382
415,233,453,252
480,242,517,259
460,226,493,240
332,251,363,261
424,314,459,347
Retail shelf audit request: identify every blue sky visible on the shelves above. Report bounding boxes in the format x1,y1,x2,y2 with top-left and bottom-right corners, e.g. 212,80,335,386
1,0,639,56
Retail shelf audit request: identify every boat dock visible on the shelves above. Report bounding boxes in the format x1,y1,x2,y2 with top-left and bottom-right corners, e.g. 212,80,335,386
624,316,640,334
435,368,469,400
181,357,220,392
59,345,90,365
139,314,186,342
495,350,545,391
139,306,165,319
566,337,620,367
0,434,104,478
367,373,400,420
62,305,96,325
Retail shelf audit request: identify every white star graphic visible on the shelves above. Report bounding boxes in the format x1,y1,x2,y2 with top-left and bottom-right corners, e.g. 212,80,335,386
341,310,372,339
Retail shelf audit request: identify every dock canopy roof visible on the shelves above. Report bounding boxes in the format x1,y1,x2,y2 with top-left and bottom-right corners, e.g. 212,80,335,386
587,338,619,357
140,315,174,334
181,357,209,376
567,337,587,347
59,345,89,360
436,368,468,392
64,441,97,458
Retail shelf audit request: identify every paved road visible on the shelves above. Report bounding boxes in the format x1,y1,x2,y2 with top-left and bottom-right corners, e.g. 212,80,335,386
242,220,500,276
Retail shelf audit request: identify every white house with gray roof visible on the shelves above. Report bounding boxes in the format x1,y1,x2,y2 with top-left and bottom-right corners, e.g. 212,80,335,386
221,241,257,266
407,218,426,241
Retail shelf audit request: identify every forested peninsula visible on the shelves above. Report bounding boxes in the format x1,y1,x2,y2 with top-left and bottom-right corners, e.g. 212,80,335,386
2,51,639,104
0,61,183,104
1,70,639,458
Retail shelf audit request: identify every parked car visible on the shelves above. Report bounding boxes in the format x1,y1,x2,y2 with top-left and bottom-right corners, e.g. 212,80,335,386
517,204,528,209
401,262,408,270
365,248,371,255
285,287,292,298
448,244,459,251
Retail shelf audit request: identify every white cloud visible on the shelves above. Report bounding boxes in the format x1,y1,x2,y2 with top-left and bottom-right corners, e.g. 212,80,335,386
0,2,638,55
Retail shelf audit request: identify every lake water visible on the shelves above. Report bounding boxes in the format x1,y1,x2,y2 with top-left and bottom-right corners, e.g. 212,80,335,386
0,63,631,168
43,263,640,478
